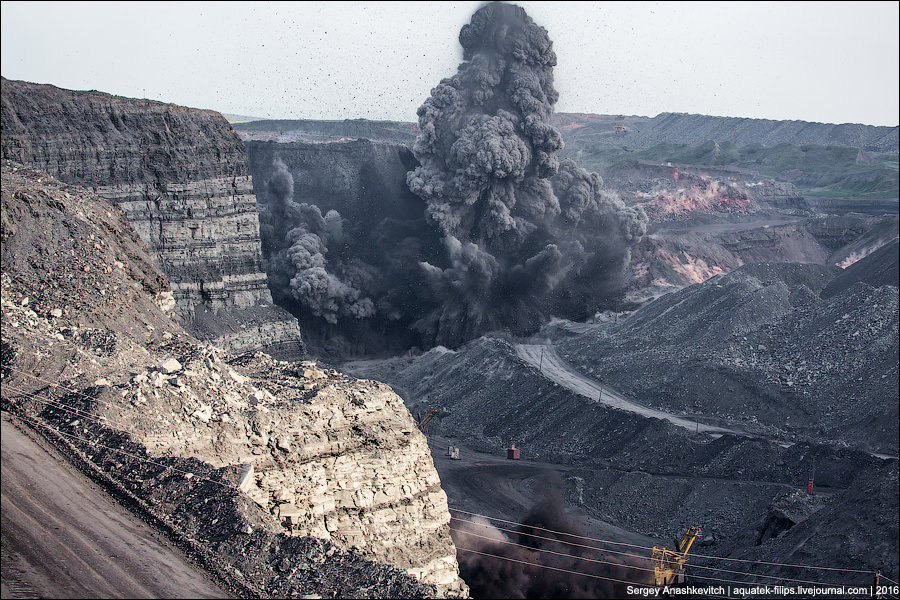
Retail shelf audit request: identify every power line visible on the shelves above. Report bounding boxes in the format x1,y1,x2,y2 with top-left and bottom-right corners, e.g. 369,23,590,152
455,545,728,599
448,524,658,576
3,383,134,433
451,514,653,562
450,508,887,578
4,384,243,495
4,365,138,415
455,545,643,588
455,512,878,593
451,507,656,552
450,514,877,590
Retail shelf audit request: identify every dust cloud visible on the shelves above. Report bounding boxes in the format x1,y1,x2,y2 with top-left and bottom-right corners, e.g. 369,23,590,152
259,159,375,325
407,1,647,347
258,1,647,356
451,495,653,598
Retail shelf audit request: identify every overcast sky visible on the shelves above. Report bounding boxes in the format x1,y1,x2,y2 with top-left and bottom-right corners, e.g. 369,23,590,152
2,1,898,126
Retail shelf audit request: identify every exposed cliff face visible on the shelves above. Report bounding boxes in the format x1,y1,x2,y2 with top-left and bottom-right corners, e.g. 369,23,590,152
627,212,899,305
246,139,423,232
0,161,467,597
0,78,304,359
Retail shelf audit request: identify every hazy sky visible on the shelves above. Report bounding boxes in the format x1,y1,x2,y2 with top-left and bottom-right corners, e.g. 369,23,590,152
2,1,898,126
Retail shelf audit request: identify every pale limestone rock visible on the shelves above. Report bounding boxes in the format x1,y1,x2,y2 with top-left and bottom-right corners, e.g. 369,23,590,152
237,464,255,493
126,354,467,597
192,404,212,423
155,291,175,313
159,358,182,374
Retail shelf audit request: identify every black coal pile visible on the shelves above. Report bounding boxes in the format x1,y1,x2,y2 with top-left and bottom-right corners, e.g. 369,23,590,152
255,1,647,357
555,257,899,455
344,333,885,538
344,239,898,592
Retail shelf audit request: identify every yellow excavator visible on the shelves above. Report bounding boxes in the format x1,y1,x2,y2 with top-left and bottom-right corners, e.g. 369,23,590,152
651,527,703,587
416,408,440,431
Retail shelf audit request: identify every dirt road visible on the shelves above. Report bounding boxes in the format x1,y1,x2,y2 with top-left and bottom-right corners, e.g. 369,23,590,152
0,412,228,599
516,343,768,438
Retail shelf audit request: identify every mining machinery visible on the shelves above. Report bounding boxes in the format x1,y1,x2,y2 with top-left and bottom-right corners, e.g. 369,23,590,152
416,408,440,431
651,526,703,587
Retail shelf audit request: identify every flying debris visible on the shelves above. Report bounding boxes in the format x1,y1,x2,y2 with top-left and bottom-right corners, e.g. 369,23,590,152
256,1,647,356
407,1,648,346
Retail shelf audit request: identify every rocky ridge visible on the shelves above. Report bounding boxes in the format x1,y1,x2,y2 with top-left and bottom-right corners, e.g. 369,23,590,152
0,78,304,360
0,161,467,597
556,112,899,153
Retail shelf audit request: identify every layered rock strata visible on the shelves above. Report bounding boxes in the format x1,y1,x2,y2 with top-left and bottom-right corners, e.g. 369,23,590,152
1,162,467,596
0,78,303,359
124,350,465,592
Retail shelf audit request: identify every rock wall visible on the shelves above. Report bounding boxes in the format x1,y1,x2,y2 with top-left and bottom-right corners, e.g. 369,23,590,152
0,78,304,359
1,162,467,597
120,349,466,594
245,138,422,225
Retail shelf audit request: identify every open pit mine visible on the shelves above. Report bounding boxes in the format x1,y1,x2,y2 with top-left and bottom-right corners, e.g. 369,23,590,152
2,2,898,599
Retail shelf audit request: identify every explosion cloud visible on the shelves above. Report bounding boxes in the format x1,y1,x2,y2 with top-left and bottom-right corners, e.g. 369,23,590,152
407,1,647,347
255,1,647,356
259,159,375,325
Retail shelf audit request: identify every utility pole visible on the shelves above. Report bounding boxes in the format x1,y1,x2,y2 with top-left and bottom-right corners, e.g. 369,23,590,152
807,459,816,495
539,347,544,373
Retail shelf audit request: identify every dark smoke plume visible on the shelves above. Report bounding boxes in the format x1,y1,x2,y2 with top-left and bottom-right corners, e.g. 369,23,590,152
452,495,653,598
259,159,375,325
254,1,646,356
407,1,647,347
